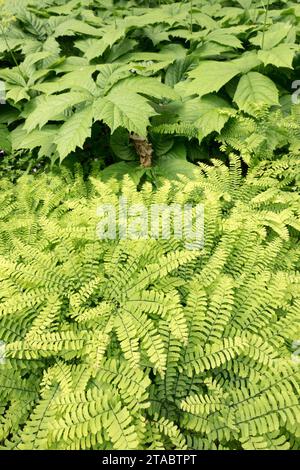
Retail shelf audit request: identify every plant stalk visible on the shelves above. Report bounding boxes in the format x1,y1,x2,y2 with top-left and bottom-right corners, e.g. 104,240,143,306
261,0,270,49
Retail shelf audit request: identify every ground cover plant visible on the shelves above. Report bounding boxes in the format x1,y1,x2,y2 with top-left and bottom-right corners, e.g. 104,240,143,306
0,160,300,450
0,0,300,452
1,0,300,179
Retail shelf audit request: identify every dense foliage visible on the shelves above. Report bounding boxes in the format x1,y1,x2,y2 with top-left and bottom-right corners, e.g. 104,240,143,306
1,0,300,180
0,0,299,452
0,160,300,450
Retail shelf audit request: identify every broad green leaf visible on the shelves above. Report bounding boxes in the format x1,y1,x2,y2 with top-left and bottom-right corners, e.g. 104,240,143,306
126,60,172,76
74,38,110,61
40,37,61,68
106,39,138,63
54,106,94,161
194,96,236,139
21,51,53,72
47,0,80,15
234,72,279,115
54,57,90,73
96,64,134,96
100,24,127,47
117,51,168,63
258,44,295,68
53,19,103,37
143,25,170,46
151,134,174,157
17,11,47,38
124,5,187,29
250,23,291,50
237,0,252,8
0,106,19,125
165,58,194,87
163,141,187,160
206,30,243,49
11,124,58,157
0,69,27,86
0,124,11,153
155,157,201,181
0,37,25,55
75,25,127,61
23,91,90,132
6,86,30,103
166,95,235,140
32,67,98,95
193,12,219,30
193,42,232,60
93,91,157,137
100,162,146,184
110,128,137,161
231,51,262,73
110,76,178,100
179,61,240,98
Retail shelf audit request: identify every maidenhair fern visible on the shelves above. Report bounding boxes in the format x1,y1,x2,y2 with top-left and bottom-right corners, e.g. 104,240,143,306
0,158,299,450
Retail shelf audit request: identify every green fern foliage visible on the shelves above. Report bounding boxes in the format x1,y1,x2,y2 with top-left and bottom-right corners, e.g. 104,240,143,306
0,158,299,450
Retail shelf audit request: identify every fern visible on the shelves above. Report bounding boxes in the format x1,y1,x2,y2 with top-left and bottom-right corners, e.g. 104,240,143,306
0,158,299,449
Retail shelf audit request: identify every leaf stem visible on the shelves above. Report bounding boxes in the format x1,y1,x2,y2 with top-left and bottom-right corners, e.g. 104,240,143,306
261,0,270,49
0,23,24,77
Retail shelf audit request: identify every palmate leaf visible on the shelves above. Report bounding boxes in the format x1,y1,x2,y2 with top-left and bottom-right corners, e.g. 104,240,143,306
230,51,262,74
233,72,279,116
11,124,58,158
196,107,235,140
178,60,240,98
0,67,30,103
96,64,133,96
106,38,138,63
5,86,30,104
54,106,94,161
93,75,177,136
153,95,235,141
206,30,243,49
257,44,296,69
0,69,27,88
110,77,178,101
77,16,146,62
74,38,109,61
177,51,263,99
193,96,236,139
165,57,194,87
23,91,91,132
123,4,188,29
16,10,48,38
32,67,98,95
250,23,292,50
53,19,103,38
93,92,157,137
